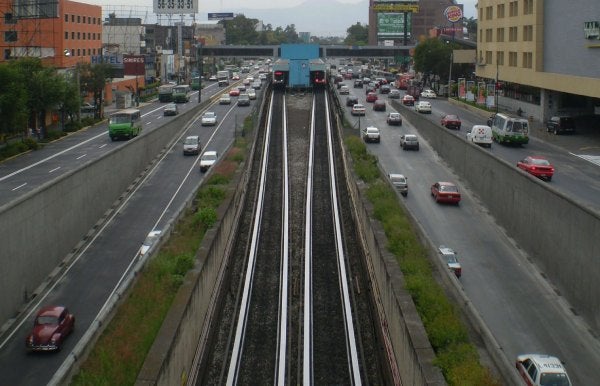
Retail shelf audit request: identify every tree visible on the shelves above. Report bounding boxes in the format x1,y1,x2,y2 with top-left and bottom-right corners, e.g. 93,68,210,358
222,15,260,45
413,38,452,82
344,23,368,46
79,62,113,119
0,63,28,138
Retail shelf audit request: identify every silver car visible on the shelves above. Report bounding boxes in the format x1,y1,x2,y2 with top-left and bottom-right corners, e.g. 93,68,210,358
388,173,408,196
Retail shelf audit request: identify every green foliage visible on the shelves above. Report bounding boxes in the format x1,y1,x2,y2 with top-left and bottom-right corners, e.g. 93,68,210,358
194,207,217,229
414,38,452,80
345,22,369,45
344,136,379,183
42,129,67,142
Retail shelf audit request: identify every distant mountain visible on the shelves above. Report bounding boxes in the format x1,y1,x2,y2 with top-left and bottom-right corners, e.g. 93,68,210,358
238,0,369,37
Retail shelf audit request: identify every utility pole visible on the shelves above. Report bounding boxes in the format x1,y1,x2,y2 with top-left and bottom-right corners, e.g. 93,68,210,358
197,43,202,103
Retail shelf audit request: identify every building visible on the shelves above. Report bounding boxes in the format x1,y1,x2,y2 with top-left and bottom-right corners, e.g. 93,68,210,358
476,0,600,121
0,0,102,68
103,15,144,55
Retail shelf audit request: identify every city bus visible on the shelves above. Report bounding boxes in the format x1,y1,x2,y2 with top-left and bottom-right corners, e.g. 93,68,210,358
173,84,191,103
190,76,201,90
108,108,141,141
158,84,174,102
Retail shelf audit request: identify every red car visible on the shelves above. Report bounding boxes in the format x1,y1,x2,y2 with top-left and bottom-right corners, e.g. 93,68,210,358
441,114,462,130
402,94,415,106
366,92,378,103
229,88,240,97
373,100,386,111
26,306,75,352
517,156,555,181
431,181,461,204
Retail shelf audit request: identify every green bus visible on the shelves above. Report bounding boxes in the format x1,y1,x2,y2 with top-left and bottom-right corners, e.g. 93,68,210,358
109,108,141,141
158,84,174,102
490,113,529,145
190,76,201,90
173,84,191,103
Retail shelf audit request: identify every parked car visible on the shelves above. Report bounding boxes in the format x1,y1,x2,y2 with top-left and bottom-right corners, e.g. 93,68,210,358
517,156,555,181
346,95,359,107
219,94,231,105
25,306,75,352
388,89,401,99
387,112,402,126
351,103,366,116
439,246,462,278
441,114,461,130
431,181,461,204
199,150,218,172
402,94,415,106
366,92,378,102
420,89,437,98
201,111,217,126
466,125,493,147
415,101,432,113
229,88,240,97
388,173,408,196
362,126,381,143
516,354,572,386
237,93,251,106
546,116,575,135
163,103,178,116
183,135,202,155
140,230,162,256
339,85,350,95
373,100,386,111
400,134,419,150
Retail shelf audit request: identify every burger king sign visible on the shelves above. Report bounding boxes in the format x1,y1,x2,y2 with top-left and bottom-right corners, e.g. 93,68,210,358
444,5,463,23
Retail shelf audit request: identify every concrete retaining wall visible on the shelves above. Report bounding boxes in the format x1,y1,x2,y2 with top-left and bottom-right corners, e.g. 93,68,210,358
393,100,600,331
0,102,208,330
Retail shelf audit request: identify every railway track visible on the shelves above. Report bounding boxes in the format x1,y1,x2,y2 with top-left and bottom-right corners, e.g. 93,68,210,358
194,87,386,385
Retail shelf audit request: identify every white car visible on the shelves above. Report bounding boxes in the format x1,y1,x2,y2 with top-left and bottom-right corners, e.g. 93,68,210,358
201,111,217,126
199,150,218,172
362,126,380,143
351,103,366,116
247,89,257,100
339,85,350,95
415,101,432,113
388,173,408,196
139,230,162,256
420,89,437,98
516,354,572,386
439,246,461,278
219,94,231,105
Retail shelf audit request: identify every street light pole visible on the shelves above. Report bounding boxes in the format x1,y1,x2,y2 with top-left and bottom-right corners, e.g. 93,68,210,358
197,43,203,103
495,59,499,114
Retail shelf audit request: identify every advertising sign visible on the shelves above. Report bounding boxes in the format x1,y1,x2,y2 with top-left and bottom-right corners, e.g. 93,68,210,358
444,5,463,23
91,54,123,68
208,12,234,20
477,81,486,105
124,55,145,76
377,13,410,37
153,0,198,15
373,3,419,13
458,78,466,99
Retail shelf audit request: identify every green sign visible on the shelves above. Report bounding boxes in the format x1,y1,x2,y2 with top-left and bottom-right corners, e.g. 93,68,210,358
377,13,411,37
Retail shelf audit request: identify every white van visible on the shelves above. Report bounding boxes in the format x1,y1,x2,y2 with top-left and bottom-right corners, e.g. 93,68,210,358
489,113,529,145
466,125,493,147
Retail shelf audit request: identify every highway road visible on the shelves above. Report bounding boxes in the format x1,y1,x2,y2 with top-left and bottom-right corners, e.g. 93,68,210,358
336,78,600,385
0,77,264,384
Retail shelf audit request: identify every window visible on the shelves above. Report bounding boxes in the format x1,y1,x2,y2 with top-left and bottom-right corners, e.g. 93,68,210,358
485,51,493,65
77,15,80,23
71,14,74,22
64,13,68,22
479,7,483,20
509,26,518,41
523,25,533,41
497,28,505,42
479,29,483,42
87,32,91,40
4,31,17,42
4,49,10,60
93,17,96,24
88,16,91,24
5,13,16,24
524,0,533,15
71,49,75,56
486,6,493,20
65,31,68,39
77,48,81,56
497,4,505,18
77,32,81,39
486,28,493,42
82,33,85,40
522,52,532,68
93,48,96,55
497,51,504,65
509,1,519,17
71,31,75,39
509,51,518,67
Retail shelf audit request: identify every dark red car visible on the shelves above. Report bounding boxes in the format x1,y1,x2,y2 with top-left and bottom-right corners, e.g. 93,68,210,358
431,182,461,204
402,94,415,106
373,100,386,111
441,114,462,130
26,306,75,352
517,156,555,181
366,92,378,103
229,88,240,97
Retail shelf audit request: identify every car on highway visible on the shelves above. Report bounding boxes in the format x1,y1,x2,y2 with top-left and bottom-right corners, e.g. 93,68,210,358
231,73,240,80
247,89,257,100
365,86,375,95
353,79,363,88
183,135,202,155
140,230,162,256
399,134,419,150
346,95,359,107
415,101,432,113
379,84,391,94
229,88,240,97
243,77,251,86
373,100,386,111
237,93,251,106
517,156,555,181
388,173,408,196
439,246,462,278
362,126,381,143
431,181,461,204
208,74,217,81
25,305,75,352
420,89,437,99
466,125,493,147
546,116,575,135
388,89,401,99
219,94,231,105
402,94,415,106
252,81,261,90
351,103,366,116
516,354,572,386
441,114,462,130
339,85,350,95
163,103,178,116
237,85,246,92
201,111,217,126
199,150,218,172
387,112,402,126
366,92,378,102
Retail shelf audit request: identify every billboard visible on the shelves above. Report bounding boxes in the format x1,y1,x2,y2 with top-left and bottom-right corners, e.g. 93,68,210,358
377,13,411,37
123,55,145,76
208,12,234,20
153,0,198,15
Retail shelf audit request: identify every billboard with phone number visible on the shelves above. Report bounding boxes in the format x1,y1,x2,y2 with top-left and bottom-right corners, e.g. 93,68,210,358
377,13,411,37
153,0,198,15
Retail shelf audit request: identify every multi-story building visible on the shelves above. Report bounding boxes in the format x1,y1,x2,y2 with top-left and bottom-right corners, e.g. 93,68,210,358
103,15,144,55
0,0,101,68
476,0,600,121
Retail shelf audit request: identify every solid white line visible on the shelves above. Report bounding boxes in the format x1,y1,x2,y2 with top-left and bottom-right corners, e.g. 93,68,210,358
49,167,61,173
11,183,26,191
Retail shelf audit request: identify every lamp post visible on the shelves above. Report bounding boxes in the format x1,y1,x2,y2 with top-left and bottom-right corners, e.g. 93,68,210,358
197,43,203,103
495,59,499,114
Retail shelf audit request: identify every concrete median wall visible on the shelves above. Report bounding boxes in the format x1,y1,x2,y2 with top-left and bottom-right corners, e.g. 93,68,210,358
0,103,207,330
392,100,600,331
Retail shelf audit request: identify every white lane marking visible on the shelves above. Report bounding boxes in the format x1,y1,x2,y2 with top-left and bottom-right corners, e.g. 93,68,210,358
99,144,107,149
76,154,87,160
571,153,600,167
11,183,26,191
49,167,61,173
